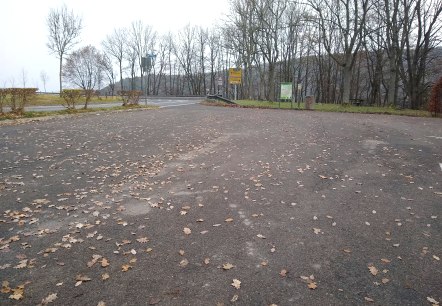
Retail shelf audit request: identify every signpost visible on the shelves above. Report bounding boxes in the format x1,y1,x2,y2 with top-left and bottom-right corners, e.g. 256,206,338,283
229,68,242,100
280,82,293,109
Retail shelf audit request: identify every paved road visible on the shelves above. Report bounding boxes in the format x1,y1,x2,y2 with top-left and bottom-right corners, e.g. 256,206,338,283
15,96,203,112
0,105,441,305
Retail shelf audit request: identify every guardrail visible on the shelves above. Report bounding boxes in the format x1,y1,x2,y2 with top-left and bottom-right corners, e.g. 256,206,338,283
206,94,237,105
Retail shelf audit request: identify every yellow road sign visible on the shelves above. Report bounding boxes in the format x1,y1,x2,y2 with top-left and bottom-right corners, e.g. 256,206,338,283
229,68,242,85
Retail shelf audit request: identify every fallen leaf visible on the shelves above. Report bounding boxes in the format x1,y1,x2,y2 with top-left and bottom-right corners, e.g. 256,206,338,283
382,278,390,284
101,273,109,281
179,250,185,256
231,294,239,302
101,258,110,268
97,301,106,306
313,228,321,235
368,265,378,276
280,269,288,277
225,218,234,222
256,234,266,239
433,255,440,261
136,237,149,243
1,281,11,294
223,263,234,270
381,258,391,263
231,279,241,289
76,275,92,282
307,282,317,289
343,249,351,253
121,264,132,272
183,227,191,235
40,293,57,305
9,291,24,300
180,259,189,267
149,298,161,305
204,258,210,265
427,296,439,305
261,261,268,266
364,297,374,302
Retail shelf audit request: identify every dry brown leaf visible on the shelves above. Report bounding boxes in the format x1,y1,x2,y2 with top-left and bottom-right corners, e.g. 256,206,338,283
97,301,106,306
204,258,210,265
256,234,266,239
225,218,234,222
313,228,322,235
9,291,24,300
261,261,268,266
101,258,110,268
343,249,351,253
101,273,110,281
231,279,241,289
427,296,439,305
180,259,189,267
368,265,378,276
40,293,57,305
307,282,317,289
1,281,11,293
76,275,91,282
183,227,191,235
179,250,185,256
231,294,239,302
382,278,390,284
136,237,149,243
381,258,391,263
149,298,161,305
14,259,28,269
280,269,288,277
223,263,234,270
121,264,132,272
364,297,374,302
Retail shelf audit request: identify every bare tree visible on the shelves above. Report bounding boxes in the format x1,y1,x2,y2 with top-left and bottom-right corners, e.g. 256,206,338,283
308,0,370,104
63,45,102,108
399,0,442,109
99,53,116,96
46,5,82,95
21,69,28,88
40,71,49,92
130,21,156,95
102,28,127,92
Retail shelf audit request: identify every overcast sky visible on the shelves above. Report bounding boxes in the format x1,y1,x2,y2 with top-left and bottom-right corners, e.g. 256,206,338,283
0,0,230,92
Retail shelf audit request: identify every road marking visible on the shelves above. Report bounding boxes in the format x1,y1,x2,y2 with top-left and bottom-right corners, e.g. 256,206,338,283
159,102,198,108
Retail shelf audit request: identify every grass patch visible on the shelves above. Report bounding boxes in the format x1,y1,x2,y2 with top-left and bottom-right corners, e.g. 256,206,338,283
204,99,433,117
0,104,158,121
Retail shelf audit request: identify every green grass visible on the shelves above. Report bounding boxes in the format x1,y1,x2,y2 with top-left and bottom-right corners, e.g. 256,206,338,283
228,100,433,117
28,94,122,106
0,105,158,121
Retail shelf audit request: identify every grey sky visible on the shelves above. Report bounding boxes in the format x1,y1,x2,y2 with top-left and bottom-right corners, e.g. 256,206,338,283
0,0,229,91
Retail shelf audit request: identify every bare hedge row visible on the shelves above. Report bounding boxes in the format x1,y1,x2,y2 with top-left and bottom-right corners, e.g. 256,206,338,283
0,88,38,114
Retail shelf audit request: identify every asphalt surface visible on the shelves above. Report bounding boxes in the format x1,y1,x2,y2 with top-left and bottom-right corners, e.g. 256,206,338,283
0,104,441,305
8,97,202,112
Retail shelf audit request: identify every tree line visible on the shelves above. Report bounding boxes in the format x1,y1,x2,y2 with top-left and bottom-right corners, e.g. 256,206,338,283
47,0,442,109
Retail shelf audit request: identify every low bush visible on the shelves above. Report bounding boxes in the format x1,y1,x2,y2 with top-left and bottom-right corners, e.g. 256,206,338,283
428,76,442,117
118,90,142,106
61,89,83,109
0,88,38,114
